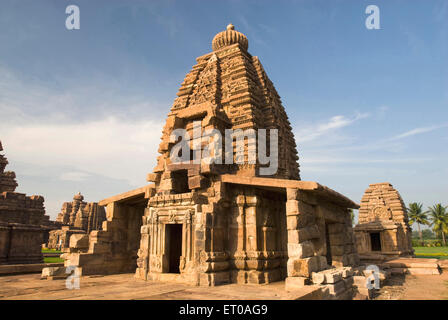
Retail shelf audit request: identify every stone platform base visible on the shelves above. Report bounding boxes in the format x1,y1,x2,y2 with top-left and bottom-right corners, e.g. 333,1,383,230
439,260,448,270
0,273,323,300
0,263,64,276
382,258,441,275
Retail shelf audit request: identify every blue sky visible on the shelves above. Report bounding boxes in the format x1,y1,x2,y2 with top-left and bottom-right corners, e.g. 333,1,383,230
0,0,447,221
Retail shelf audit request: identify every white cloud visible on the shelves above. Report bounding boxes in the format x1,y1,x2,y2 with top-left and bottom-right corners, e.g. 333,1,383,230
391,124,448,140
0,117,164,186
295,112,370,143
60,172,91,182
301,156,432,165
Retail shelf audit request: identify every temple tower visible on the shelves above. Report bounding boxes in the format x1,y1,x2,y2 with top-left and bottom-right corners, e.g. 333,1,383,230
133,25,358,287
147,23,299,194
0,140,49,264
64,25,359,296
354,182,414,262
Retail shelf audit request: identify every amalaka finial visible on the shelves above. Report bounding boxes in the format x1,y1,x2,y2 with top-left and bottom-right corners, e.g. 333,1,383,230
212,23,248,52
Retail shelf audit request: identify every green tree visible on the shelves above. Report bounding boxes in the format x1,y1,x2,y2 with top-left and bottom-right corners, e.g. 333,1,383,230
427,204,448,246
348,209,355,226
422,229,435,239
407,202,429,245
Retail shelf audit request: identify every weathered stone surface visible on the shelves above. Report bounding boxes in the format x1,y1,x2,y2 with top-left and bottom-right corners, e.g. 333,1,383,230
57,24,361,296
0,141,50,264
287,241,315,258
41,267,68,279
287,257,319,277
69,234,89,251
354,183,413,261
47,193,106,251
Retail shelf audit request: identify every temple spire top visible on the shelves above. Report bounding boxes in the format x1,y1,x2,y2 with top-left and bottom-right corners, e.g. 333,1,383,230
212,23,248,52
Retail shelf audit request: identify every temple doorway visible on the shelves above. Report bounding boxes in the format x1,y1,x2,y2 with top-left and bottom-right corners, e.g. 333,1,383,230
370,232,382,251
166,224,183,273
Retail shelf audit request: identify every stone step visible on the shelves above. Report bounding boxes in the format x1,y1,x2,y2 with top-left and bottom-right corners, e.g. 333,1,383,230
438,260,448,270
0,263,64,275
407,267,441,275
382,258,440,269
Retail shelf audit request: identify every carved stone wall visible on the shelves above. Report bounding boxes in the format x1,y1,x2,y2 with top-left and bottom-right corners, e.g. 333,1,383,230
354,183,413,261
48,193,106,250
61,25,360,298
0,140,49,264
147,24,299,187
284,188,358,291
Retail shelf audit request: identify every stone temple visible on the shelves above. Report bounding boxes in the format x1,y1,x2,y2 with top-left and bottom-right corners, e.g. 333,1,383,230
47,192,106,251
0,140,51,264
354,183,414,262
64,24,360,296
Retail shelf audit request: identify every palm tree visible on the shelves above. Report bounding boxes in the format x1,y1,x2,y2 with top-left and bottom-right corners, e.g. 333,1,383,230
407,202,429,245
427,204,448,246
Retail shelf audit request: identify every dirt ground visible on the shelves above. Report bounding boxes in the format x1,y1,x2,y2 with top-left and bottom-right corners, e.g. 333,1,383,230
0,272,447,300
375,272,448,300
0,273,319,300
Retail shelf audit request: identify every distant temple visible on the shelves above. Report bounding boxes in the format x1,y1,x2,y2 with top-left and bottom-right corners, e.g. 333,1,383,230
354,183,414,262
0,140,51,264
55,192,105,233
47,192,106,251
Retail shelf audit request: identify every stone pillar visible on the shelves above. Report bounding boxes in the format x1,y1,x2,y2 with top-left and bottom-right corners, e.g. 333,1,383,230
136,210,150,280
229,194,247,283
198,202,229,286
285,188,324,290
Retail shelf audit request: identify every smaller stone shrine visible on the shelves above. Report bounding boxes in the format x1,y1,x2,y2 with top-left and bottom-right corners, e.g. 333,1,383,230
0,140,50,264
47,192,106,251
354,182,414,262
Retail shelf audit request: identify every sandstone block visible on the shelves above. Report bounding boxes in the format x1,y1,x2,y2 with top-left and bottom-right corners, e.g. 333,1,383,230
328,232,349,246
286,188,299,200
347,253,359,266
146,173,160,182
311,272,326,285
69,233,89,250
188,175,206,189
286,200,299,215
327,223,345,234
287,241,315,258
343,276,354,289
297,201,315,215
286,212,316,230
316,255,328,270
341,267,354,278
330,245,344,256
332,255,350,267
322,280,346,295
287,256,319,277
324,271,343,284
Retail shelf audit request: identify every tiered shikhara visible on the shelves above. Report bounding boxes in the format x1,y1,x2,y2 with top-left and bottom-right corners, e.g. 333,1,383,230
65,25,360,294
354,183,414,262
0,141,51,264
47,192,106,251
149,23,299,186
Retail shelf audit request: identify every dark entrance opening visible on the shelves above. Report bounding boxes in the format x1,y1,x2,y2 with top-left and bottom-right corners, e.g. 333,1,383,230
167,224,183,273
171,170,190,194
325,224,332,265
370,232,382,251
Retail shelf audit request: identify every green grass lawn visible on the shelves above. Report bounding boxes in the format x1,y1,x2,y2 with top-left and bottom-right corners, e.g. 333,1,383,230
42,249,62,254
44,257,65,263
414,246,448,260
